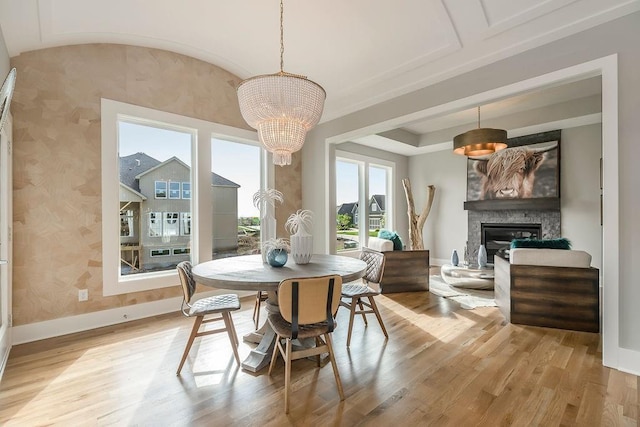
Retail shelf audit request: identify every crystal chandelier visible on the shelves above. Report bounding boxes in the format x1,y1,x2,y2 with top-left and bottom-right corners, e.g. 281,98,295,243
453,106,507,156
237,0,326,166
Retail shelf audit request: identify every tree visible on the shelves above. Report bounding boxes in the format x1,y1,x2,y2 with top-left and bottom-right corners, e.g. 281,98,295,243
336,214,352,231
402,179,436,250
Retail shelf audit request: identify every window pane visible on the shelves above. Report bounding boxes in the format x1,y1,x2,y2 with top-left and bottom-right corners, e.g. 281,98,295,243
119,121,192,276
211,138,261,259
155,181,167,199
181,182,191,199
169,182,181,199
336,160,361,252
368,165,388,234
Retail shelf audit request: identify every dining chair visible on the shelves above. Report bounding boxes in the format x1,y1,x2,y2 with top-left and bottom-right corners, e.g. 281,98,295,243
252,290,268,329
268,274,345,414
176,261,241,375
340,247,389,347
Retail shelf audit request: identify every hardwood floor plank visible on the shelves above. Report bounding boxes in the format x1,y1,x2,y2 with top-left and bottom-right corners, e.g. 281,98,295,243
0,291,638,426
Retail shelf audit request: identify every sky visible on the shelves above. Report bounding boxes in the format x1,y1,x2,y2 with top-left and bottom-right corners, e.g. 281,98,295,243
119,122,261,217
336,159,387,205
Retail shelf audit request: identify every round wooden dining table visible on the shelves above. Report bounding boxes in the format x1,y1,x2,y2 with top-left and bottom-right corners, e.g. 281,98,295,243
192,253,367,372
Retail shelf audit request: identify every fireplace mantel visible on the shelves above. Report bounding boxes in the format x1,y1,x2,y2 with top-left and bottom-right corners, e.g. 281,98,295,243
464,197,560,211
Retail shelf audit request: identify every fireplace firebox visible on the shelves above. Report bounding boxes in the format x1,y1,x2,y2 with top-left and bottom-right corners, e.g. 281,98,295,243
481,223,542,263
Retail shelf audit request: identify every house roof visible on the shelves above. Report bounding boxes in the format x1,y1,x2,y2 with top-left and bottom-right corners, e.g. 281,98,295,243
337,202,358,216
371,195,385,211
119,152,239,193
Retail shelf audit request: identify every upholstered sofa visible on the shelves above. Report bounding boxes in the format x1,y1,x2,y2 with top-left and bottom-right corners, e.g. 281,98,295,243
365,237,430,293
494,248,599,332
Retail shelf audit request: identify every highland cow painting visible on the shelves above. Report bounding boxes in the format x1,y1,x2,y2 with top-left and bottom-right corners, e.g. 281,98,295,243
466,140,559,201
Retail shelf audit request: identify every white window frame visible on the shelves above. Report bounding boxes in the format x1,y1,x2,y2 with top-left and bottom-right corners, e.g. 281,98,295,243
101,98,268,296
181,182,191,199
155,181,167,199
168,181,181,199
150,248,171,257
180,212,191,236
148,212,162,237
336,150,394,251
163,212,180,237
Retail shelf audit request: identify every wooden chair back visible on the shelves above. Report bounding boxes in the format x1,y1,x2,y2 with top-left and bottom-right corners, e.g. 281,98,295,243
277,275,342,338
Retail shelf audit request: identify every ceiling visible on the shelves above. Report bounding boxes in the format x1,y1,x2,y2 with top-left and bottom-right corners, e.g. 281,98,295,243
0,0,637,155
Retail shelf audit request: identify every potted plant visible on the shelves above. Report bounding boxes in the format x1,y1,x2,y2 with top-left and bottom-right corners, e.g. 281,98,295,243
285,209,313,264
262,237,290,268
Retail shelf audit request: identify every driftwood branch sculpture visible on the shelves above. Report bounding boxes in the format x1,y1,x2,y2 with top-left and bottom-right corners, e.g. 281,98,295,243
402,179,436,250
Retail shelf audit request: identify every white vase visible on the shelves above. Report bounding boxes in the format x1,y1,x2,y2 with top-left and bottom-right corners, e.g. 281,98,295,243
478,244,488,268
290,233,313,264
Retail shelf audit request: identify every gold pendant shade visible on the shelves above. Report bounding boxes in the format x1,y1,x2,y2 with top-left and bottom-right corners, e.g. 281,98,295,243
453,128,508,156
453,106,507,156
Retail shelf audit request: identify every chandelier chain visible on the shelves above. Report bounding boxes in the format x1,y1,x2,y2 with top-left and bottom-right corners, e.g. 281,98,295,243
280,0,284,73
477,105,480,129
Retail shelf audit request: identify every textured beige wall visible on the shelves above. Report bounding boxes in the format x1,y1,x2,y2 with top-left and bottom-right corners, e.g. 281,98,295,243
10,44,301,326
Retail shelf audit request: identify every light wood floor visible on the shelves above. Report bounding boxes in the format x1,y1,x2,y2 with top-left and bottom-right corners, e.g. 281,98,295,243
1,287,638,426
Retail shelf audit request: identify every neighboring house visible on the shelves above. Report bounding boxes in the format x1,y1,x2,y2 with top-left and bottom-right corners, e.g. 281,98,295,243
336,195,386,229
369,195,385,230
337,202,358,226
119,152,239,272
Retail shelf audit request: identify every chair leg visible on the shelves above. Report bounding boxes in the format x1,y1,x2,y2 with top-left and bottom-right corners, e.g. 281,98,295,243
268,335,281,376
315,337,322,367
253,292,261,330
284,338,293,414
227,312,240,347
324,333,345,401
357,298,368,325
177,316,204,375
222,312,241,366
368,296,388,339
347,298,357,347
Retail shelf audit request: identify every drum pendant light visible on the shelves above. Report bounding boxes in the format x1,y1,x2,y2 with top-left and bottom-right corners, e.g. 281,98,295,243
453,106,507,156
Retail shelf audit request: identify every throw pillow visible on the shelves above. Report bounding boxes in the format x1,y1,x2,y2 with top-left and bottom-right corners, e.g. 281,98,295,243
510,237,572,250
378,229,403,251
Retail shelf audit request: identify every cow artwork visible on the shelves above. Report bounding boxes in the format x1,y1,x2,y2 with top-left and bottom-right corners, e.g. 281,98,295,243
466,141,559,201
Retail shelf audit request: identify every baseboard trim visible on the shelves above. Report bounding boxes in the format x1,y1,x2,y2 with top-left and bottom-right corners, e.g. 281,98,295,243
618,347,640,376
431,258,448,267
13,290,254,345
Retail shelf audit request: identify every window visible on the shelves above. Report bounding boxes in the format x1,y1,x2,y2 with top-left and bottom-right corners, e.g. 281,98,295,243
181,182,191,199
335,151,393,252
180,212,191,236
102,99,269,296
335,159,361,252
148,212,162,237
120,209,134,237
211,138,262,258
150,249,170,257
163,212,180,237
155,181,167,199
169,182,181,199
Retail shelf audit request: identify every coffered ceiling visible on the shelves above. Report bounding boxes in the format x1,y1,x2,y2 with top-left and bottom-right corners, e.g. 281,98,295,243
0,0,637,154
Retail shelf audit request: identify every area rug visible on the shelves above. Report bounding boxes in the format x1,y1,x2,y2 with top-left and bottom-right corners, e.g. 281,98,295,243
429,275,497,309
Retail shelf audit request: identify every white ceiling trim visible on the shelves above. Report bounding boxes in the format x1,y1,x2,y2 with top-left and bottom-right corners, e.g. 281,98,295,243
480,0,579,39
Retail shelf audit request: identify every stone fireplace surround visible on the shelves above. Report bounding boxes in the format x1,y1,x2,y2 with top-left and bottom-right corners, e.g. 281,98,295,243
466,210,561,266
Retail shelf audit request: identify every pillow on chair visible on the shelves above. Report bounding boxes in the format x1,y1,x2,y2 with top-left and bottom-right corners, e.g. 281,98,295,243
377,229,403,250
510,237,571,250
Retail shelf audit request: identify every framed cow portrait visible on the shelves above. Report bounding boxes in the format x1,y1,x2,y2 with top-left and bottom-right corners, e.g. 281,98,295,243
466,133,560,202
